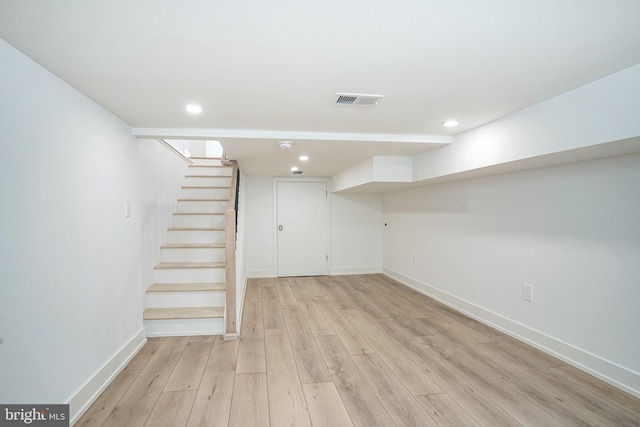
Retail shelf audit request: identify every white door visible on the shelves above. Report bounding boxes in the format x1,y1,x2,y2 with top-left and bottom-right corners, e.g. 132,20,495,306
276,181,328,277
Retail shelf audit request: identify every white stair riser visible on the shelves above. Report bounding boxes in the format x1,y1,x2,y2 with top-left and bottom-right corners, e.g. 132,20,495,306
187,166,232,176
172,214,225,228
167,229,225,244
146,291,226,308
177,200,228,213
144,317,224,337
161,247,225,262
181,187,230,199
154,267,225,283
184,176,231,187
190,158,223,166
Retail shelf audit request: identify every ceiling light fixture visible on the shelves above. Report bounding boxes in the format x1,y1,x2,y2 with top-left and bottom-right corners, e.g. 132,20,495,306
186,104,202,114
279,141,293,149
442,120,458,127
299,155,309,161
290,166,299,172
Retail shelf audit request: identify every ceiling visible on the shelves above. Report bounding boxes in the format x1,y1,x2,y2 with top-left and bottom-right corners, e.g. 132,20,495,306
2,0,640,177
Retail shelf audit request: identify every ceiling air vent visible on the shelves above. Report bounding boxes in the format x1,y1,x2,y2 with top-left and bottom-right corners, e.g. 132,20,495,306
292,170,304,175
335,93,384,106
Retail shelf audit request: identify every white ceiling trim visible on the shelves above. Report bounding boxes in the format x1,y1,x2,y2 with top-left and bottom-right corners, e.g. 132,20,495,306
132,128,452,145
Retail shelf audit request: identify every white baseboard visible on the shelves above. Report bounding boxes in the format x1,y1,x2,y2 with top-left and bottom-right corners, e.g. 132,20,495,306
382,267,640,399
329,265,382,276
68,328,146,425
246,269,276,278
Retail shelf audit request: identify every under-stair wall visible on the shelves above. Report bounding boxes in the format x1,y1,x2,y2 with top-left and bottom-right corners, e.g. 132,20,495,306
140,139,192,295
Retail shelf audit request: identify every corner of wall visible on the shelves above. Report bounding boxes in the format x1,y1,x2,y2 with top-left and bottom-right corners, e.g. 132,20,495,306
68,328,147,425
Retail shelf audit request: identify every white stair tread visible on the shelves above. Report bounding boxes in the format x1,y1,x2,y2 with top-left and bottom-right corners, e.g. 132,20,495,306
188,165,229,168
161,243,225,248
155,262,225,269
190,156,221,160
143,306,224,320
147,282,226,292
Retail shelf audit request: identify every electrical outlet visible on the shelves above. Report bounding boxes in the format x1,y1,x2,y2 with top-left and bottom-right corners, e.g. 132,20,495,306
523,283,533,302
124,199,131,217
413,255,418,265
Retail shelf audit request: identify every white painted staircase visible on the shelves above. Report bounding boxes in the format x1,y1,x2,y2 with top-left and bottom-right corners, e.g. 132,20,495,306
143,157,233,336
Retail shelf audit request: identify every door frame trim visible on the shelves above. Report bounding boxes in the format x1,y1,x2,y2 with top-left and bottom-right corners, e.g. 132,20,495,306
272,178,331,277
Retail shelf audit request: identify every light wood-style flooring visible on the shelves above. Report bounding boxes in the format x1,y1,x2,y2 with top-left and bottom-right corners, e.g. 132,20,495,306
77,275,640,426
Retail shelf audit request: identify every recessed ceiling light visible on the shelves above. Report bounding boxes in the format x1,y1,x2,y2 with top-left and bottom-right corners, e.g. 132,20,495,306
442,120,458,127
279,141,293,149
290,166,299,172
299,155,309,162
186,104,202,114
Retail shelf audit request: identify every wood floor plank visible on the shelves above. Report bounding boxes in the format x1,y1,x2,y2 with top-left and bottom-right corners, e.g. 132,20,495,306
550,365,640,417
422,306,496,344
352,353,439,426
75,368,140,427
317,276,358,310
265,329,312,426
126,337,165,370
228,373,269,427
419,335,567,426
343,310,444,395
415,394,482,427
302,276,329,298
145,390,196,427
315,335,395,427
244,278,262,303
187,337,238,427
240,302,264,339
302,382,354,427
479,340,640,426
290,283,334,336
365,275,432,318
236,336,266,374
275,277,298,305
261,283,285,329
236,292,267,374
314,295,375,355
102,336,190,427
336,280,390,320
282,305,332,384
373,320,521,426
456,337,611,427
164,336,214,392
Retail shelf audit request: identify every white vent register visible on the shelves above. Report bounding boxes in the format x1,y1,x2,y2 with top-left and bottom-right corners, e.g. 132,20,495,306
335,92,384,106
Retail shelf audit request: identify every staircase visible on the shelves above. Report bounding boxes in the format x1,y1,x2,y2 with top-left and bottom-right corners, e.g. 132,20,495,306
143,157,234,336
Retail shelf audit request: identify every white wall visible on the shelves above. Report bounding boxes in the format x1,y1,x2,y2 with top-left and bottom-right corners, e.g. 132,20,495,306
244,176,275,277
330,193,382,275
139,140,190,293
0,40,145,421
244,177,383,277
383,153,640,396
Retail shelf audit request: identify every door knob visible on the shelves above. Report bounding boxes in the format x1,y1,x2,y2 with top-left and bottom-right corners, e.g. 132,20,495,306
278,225,283,231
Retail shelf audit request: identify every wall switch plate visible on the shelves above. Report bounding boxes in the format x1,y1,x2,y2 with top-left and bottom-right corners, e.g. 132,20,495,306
523,283,533,302
124,199,131,217
413,255,418,265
